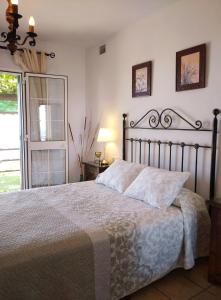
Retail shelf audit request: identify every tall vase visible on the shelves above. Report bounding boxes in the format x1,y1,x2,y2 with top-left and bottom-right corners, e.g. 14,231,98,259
80,174,84,182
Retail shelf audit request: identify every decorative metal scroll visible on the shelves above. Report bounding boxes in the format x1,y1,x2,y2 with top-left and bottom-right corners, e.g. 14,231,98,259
129,108,203,130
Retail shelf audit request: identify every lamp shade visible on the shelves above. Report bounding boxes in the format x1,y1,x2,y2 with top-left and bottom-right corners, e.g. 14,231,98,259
97,128,113,142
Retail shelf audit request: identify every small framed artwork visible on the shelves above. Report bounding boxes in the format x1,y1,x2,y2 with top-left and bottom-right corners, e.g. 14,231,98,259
132,61,152,97
176,43,206,92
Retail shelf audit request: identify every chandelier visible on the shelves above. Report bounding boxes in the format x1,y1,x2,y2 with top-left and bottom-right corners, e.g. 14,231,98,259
0,0,54,58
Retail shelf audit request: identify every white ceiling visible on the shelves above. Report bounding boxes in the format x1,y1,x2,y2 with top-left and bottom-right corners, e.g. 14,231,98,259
0,0,179,47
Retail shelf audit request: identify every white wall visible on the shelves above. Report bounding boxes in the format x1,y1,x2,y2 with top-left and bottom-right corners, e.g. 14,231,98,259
86,0,221,198
0,39,85,182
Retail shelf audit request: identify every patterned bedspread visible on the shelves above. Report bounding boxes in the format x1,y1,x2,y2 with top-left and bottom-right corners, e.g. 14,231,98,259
0,181,210,300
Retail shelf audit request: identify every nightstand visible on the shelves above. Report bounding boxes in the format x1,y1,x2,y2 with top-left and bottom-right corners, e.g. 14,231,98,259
83,161,109,181
208,198,221,284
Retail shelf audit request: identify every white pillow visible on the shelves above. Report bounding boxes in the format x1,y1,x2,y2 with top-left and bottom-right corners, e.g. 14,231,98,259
124,167,190,209
95,159,145,193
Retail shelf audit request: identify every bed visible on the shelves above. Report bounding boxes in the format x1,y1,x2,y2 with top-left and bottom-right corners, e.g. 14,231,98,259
0,108,219,300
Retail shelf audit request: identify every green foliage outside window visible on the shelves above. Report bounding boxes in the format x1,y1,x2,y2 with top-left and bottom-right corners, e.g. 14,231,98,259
0,73,18,95
0,100,18,113
0,74,18,113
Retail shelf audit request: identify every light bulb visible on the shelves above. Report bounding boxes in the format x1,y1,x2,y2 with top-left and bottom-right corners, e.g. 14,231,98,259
11,0,18,5
29,16,35,27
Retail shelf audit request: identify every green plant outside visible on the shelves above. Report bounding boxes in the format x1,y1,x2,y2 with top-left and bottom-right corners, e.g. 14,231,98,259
0,172,21,193
0,73,18,113
0,74,18,95
0,100,18,113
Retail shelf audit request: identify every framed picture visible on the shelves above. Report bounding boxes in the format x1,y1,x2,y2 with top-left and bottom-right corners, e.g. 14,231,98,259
176,44,206,92
132,61,152,97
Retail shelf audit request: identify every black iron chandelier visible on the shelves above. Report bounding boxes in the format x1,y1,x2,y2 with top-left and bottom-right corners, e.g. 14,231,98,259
0,0,55,58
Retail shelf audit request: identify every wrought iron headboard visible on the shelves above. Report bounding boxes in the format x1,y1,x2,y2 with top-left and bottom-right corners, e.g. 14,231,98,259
122,108,220,200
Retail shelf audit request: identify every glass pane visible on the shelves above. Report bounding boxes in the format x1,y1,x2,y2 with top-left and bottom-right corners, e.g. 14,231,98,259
0,73,21,192
31,149,66,188
29,77,65,142
48,78,65,141
49,150,66,185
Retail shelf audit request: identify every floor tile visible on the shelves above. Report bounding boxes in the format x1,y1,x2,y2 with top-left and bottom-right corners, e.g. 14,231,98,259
152,271,202,300
191,291,220,300
183,258,210,289
131,286,169,300
127,259,215,300
208,285,221,298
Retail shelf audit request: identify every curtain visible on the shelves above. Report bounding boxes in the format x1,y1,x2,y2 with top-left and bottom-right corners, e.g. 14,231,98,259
14,49,47,73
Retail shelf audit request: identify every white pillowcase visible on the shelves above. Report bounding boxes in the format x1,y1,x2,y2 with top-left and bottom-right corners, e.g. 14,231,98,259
95,159,145,193
124,167,190,209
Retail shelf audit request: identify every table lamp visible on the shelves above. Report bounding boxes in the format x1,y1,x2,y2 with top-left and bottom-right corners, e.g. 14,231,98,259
97,128,113,165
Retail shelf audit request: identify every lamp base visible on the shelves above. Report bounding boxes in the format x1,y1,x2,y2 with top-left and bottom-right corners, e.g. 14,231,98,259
101,159,109,166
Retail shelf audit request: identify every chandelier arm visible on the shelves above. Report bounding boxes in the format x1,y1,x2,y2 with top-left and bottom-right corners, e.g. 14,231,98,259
29,37,36,47
2,3,55,57
16,35,30,46
16,35,21,41
0,45,7,50
0,32,8,43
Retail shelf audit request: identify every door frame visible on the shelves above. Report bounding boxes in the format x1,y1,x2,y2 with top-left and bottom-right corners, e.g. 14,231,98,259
0,69,27,189
24,72,69,188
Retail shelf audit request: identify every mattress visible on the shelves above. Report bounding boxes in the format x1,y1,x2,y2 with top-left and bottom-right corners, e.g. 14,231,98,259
0,181,210,300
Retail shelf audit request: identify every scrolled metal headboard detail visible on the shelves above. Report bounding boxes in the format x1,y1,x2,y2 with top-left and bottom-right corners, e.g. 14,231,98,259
123,108,220,200
129,108,204,130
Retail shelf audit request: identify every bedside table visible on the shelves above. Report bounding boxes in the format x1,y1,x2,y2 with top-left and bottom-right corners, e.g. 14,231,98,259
83,161,109,181
208,198,221,284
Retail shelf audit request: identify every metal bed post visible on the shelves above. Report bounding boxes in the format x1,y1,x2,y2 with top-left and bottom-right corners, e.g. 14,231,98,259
209,109,220,200
123,114,127,160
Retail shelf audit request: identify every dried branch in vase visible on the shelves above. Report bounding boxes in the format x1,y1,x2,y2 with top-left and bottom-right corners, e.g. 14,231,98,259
69,118,100,177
